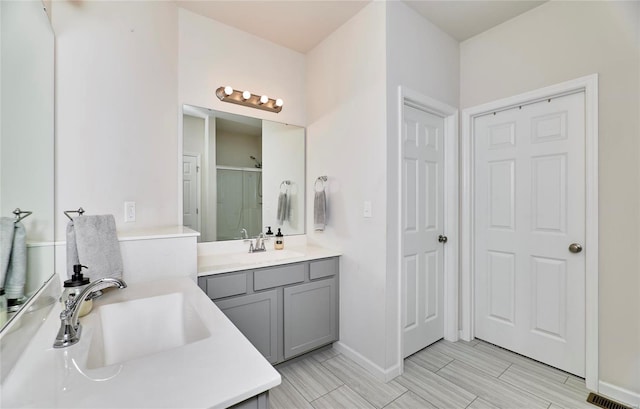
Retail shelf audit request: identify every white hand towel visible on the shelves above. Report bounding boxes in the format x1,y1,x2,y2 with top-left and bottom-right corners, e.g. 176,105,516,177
0,217,15,288
314,190,327,231
5,222,26,300
68,215,123,281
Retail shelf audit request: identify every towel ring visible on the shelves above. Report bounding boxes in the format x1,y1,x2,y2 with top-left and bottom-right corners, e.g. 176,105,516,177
64,207,85,221
314,176,327,192
280,180,291,193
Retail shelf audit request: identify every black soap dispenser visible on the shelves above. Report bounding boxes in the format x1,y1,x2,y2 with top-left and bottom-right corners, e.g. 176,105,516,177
275,228,284,250
62,265,93,317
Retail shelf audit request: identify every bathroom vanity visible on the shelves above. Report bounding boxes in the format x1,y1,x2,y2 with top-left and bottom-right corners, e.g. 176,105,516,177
198,246,341,364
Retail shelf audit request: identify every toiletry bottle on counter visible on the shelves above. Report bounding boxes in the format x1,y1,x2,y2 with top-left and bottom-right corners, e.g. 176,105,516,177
275,228,284,250
62,264,93,317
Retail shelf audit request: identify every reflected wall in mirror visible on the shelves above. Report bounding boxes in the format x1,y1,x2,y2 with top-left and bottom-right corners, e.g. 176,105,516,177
0,0,55,330
182,105,305,242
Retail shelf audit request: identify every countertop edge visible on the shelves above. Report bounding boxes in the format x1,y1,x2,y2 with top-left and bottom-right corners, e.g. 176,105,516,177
197,246,342,276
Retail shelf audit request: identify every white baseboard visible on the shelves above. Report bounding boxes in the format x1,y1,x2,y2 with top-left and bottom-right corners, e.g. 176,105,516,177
333,342,401,383
599,381,640,408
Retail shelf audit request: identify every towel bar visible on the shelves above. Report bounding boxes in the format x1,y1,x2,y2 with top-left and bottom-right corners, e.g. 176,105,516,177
64,207,85,221
12,208,32,223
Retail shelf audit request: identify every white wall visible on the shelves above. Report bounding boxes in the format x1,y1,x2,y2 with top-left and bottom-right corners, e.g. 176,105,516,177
216,130,261,167
384,1,460,371
178,8,305,127
460,1,640,396
262,121,305,235
183,115,205,158
53,1,178,240
306,1,389,375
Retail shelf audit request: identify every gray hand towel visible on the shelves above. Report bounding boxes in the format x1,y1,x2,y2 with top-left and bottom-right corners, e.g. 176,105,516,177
69,215,123,281
0,217,15,287
5,222,26,300
314,190,327,231
66,220,80,276
277,192,289,225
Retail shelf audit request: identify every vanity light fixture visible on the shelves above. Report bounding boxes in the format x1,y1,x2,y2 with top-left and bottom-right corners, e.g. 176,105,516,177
215,86,283,113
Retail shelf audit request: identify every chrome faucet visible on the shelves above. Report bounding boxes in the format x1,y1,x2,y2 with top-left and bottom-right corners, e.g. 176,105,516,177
240,228,248,240
53,277,127,348
248,233,267,253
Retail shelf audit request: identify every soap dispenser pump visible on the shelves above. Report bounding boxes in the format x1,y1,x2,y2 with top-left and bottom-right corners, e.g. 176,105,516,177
275,228,284,250
62,265,93,317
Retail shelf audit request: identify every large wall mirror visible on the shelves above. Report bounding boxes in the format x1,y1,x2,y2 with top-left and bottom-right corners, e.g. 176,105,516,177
0,0,55,330
182,105,305,242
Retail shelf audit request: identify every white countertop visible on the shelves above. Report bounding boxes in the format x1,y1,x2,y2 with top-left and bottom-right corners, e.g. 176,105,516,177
1,277,280,408
198,245,342,276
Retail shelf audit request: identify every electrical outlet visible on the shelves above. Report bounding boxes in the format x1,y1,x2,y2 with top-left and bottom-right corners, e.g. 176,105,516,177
363,200,372,218
124,201,136,222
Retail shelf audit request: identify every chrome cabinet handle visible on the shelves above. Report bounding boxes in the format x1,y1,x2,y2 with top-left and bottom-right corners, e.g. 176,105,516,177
438,235,448,244
569,243,583,253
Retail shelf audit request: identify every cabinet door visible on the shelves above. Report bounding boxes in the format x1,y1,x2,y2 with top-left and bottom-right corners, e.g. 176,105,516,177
283,278,337,359
215,290,278,364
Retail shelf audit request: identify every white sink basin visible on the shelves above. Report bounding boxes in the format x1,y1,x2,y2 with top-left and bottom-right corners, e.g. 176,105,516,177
230,250,304,264
86,292,210,369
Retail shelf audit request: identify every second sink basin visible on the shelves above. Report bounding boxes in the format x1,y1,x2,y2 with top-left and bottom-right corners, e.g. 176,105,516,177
86,292,210,369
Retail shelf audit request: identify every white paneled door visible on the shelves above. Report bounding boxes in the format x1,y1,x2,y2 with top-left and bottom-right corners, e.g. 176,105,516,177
402,105,445,358
474,92,586,376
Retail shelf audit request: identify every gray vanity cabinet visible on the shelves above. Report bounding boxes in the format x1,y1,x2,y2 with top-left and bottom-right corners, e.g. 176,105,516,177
215,290,278,364
198,257,339,364
283,277,336,359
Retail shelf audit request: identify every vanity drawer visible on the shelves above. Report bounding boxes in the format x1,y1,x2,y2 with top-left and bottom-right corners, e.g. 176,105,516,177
204,272,248,300
309,258,338,280
254,263,306,291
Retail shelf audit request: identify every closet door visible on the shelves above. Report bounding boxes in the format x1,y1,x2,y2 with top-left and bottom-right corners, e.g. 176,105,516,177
474,92,586,376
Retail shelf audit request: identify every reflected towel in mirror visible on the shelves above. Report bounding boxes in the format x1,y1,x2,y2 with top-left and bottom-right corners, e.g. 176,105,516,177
66,215,123,281
277,192,290,225
0,218,14,286
4,221,26,300
0,218,27,299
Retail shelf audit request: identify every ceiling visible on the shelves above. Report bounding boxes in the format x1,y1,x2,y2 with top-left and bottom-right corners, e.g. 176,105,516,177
176,0,547,53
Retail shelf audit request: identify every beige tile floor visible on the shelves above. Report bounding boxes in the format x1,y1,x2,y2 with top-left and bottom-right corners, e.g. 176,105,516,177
271,339,592,409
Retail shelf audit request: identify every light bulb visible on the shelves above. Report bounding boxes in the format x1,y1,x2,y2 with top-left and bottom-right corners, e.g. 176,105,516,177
242,91,251,100
224,86,233,96
275,98,283,107
260,95,269,104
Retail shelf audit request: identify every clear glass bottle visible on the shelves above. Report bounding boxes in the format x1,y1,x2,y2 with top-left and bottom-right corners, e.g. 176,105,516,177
275,228,284,250
61,265,93,317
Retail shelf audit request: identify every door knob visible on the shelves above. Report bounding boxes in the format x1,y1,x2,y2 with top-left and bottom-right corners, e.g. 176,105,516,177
568,243,583,253
438,235,448,244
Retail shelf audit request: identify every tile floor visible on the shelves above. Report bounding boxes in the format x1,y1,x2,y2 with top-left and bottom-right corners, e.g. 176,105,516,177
270,339,592,409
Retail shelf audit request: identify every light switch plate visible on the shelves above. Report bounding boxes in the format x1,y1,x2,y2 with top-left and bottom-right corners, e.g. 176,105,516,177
124,201,136,222
363,201,372,218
